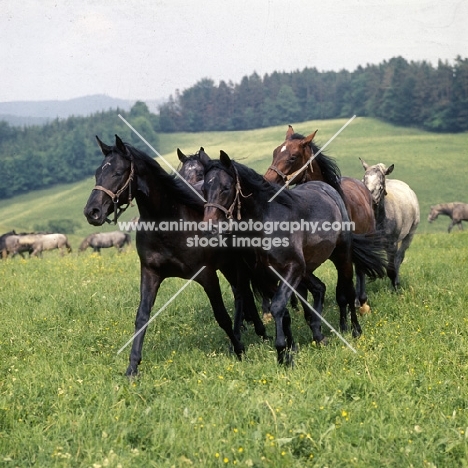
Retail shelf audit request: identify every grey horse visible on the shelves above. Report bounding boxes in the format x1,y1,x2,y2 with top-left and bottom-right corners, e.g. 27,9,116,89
360,159,420,289
428,202,468,233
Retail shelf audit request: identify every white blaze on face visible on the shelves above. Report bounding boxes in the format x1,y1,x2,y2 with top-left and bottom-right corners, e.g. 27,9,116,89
101,161,111,170
364,173,384,203
281,145,287,153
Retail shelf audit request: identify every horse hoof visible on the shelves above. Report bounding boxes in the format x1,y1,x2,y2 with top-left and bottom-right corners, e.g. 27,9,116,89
359,303,371,315
125,367,139,378
263,312,273,323
352,329,362,339
315,337,328,347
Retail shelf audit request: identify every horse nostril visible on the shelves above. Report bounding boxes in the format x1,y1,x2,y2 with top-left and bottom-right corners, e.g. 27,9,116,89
88,207,101,220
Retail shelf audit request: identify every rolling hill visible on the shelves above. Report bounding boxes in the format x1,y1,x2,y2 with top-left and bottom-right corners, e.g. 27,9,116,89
0,117,466,245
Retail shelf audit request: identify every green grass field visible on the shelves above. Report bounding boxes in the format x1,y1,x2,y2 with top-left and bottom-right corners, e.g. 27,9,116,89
1,118,468,466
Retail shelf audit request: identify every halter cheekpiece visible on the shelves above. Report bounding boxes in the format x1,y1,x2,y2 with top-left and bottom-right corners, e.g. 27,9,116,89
93,159,135,224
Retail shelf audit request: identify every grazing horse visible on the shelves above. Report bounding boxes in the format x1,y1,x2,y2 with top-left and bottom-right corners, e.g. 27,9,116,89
264,126,376,314
4,233,37,257
428,202,468,233
79,231,131,253
203,151,387,364
0,231,17,258
30,233,72,257
83,135,267,376
360,159,420,289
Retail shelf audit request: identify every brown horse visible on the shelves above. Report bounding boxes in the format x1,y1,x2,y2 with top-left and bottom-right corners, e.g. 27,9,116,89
428,202,468,232
264,125,376,314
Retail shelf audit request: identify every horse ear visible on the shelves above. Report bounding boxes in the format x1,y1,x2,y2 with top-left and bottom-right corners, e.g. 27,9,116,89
385,164,394,175
301,130,318,147
95,136,113,156
177,148,188,163
115,135,128,155
286,125,294,139
220,150,232,168
198,148,211,166
359,158,369,170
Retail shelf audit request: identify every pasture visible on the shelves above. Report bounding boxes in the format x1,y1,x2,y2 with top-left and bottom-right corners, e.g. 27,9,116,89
1,234,468,467
1,118,468,466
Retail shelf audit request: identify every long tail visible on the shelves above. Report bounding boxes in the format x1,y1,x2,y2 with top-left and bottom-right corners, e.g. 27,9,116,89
351,232,387,279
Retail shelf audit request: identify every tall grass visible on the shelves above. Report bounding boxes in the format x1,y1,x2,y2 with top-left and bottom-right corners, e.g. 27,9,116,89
1,232,468,467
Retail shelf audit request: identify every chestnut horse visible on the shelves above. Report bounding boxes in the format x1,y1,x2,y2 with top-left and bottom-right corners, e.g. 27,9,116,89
264,126,376,314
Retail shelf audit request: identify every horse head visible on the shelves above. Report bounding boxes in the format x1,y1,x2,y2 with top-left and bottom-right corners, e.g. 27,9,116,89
360,158,394,206
84,135,139,226
427,206,438,223
177,147,211,188
264,126,318,185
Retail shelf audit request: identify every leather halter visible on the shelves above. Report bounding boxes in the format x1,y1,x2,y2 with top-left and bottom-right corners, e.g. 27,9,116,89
93,160,135,224
204,165,251,220
267,146,315,186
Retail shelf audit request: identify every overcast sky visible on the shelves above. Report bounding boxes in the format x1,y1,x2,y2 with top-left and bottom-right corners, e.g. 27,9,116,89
1,0,467,103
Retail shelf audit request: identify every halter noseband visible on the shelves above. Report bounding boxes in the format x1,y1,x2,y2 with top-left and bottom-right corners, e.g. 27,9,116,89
93,159,135,224
204,165,251,221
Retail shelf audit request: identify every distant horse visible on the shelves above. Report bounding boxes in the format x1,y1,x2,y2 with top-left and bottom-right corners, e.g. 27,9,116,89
0,230,17,258
30,233,72,257
264,126,376,314
428,202,468,233
84,135,267,376
360,159,420,289
4,233,37,258
203,151,387,364
79,231,131,253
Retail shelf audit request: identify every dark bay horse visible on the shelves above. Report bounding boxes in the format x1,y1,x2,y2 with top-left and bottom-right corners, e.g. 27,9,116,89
360,159,420,289
264,126,376,314
84,136,267,376
428,202,468,232
202,151,387,364
176,147,298,319
79,231,131,253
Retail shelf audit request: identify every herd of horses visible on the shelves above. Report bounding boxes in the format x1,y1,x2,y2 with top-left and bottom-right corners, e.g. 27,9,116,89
82,129,428,376
2,126,464,376
0,230,131,258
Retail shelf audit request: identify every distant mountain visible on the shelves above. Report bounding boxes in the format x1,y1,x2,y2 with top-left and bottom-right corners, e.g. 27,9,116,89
0,94,166,127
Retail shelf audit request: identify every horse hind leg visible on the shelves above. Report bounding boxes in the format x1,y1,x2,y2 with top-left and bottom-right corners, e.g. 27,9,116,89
355,267,370,315
394,230,416,288
298,275,326,345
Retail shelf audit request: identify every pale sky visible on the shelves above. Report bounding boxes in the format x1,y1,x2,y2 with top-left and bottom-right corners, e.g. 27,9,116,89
1,0,467,103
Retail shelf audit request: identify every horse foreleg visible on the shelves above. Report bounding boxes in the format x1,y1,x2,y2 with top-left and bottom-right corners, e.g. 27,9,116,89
269,267,301,365
199,269,245,358
126,267,161,377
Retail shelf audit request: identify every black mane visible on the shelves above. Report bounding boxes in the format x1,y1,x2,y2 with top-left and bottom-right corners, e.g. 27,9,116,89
290,133,344,197
124,144,204,213
206,159,294,209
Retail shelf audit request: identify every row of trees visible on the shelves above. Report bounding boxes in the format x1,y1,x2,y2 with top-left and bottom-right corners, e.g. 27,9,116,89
1,56,467,199
159,56,468,133
0,102,158,199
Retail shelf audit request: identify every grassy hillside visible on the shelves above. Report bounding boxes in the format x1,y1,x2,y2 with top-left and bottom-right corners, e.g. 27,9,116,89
0,117,467,243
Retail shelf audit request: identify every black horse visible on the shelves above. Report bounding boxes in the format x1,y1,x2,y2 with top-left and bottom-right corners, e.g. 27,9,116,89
202,151,387,364
84,136,267,376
